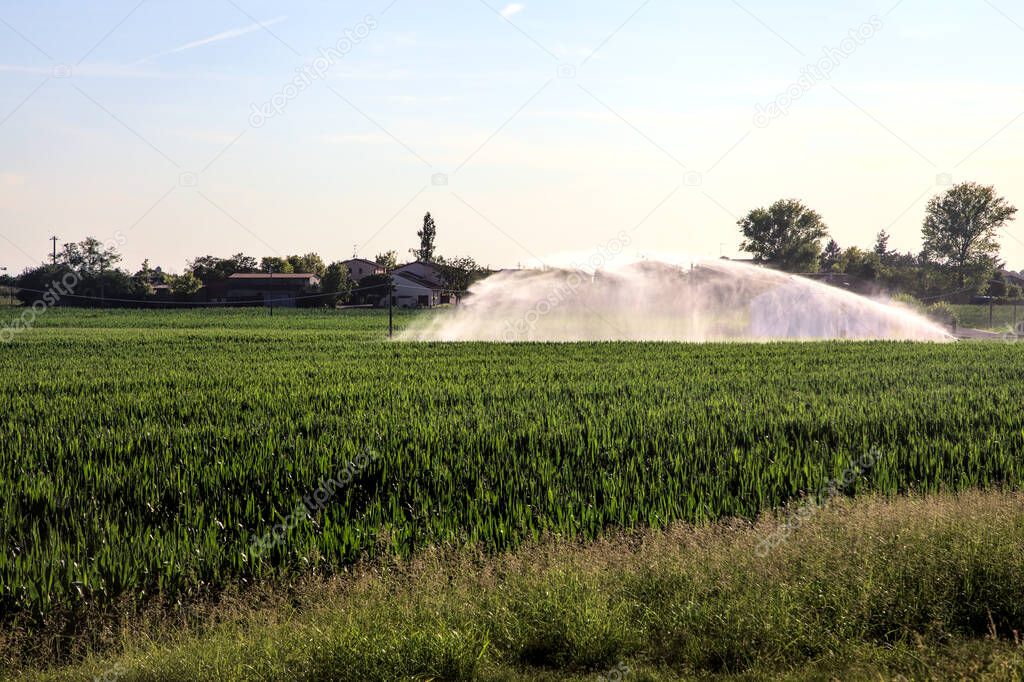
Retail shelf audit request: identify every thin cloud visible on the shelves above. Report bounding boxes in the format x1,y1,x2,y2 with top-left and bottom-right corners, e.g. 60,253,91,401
143,16,287,61
0,63,242,80
500,3,525,18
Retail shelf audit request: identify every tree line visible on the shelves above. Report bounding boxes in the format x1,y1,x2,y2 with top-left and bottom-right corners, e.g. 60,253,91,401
10,212,488,307
738,181,1020,302
10,186,1018,309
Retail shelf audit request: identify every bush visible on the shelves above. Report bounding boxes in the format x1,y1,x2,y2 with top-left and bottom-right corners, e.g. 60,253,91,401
926,302,959,328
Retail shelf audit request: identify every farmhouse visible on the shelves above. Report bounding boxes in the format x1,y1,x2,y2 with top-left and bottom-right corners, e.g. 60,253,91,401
207,273,320,307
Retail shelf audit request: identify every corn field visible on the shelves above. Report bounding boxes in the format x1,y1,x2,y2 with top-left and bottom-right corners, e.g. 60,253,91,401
1,309,1022,625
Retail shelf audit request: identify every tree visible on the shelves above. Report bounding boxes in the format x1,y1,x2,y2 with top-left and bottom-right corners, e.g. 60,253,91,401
228,253,258,273
169,271,202,297
375,250,398,272
260,256,294,274
837,247,882,282
820,239,842,272
187,254,258,283
922,182,1017,291
411,212,437,262
287,253,325,276
131,260,155,296
320,262,353,306
738,199,829,272
60,237,121,275
436,255,488,292
873,230,895,263
135,259,154,280
76,268,139,304
187,256,224,283
14,263,77,306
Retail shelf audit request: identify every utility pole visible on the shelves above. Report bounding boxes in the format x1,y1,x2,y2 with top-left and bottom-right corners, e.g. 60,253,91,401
49,236,59,264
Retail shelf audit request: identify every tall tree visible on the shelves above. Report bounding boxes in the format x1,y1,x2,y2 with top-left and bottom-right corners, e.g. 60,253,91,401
820,239,842,272
412,212,437,262
375,250,398,272
922,182,1017,289
132,259,156,295
873,230,893,262
738,199,829,272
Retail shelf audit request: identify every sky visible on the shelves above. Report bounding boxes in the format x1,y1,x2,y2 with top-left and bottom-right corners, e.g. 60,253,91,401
0,0,1022,274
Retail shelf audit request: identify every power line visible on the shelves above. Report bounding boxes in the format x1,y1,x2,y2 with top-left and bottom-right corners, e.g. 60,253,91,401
9,280,396,307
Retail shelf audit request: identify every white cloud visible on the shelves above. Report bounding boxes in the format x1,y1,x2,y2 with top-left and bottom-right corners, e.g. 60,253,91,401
143,16,287,61
500,3,524,19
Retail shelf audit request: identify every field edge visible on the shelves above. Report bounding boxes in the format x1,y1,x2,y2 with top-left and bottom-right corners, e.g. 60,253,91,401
7,489,1024,681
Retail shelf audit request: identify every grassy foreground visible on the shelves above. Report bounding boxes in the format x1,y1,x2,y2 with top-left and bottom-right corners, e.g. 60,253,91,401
8,491,1024,681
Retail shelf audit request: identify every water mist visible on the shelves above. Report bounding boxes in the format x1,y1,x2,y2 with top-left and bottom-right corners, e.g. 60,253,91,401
400,257,952,342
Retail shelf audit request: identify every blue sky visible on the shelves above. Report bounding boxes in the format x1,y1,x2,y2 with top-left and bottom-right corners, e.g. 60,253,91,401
1,0,1022,273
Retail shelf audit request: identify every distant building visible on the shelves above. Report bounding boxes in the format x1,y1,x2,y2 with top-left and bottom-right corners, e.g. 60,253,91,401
389,262,456,308
341,258,385,281
390,272,450,307
151,283,172,298
205,273,320,307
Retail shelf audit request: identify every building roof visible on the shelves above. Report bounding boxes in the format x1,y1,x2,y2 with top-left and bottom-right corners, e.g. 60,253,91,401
395,261,441,273
342,258,381,267
394,261,445,286
229,273,318,279
393,271,447,291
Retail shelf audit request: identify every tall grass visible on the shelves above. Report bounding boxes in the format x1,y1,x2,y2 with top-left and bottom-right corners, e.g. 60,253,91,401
13,492,1024,680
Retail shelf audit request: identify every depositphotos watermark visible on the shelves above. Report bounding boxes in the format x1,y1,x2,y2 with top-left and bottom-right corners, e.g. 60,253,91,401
1,271,81,343
249,16,378,128
754,16,883,128
247,447,378,559
502,231,631,341
756,446,881,556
